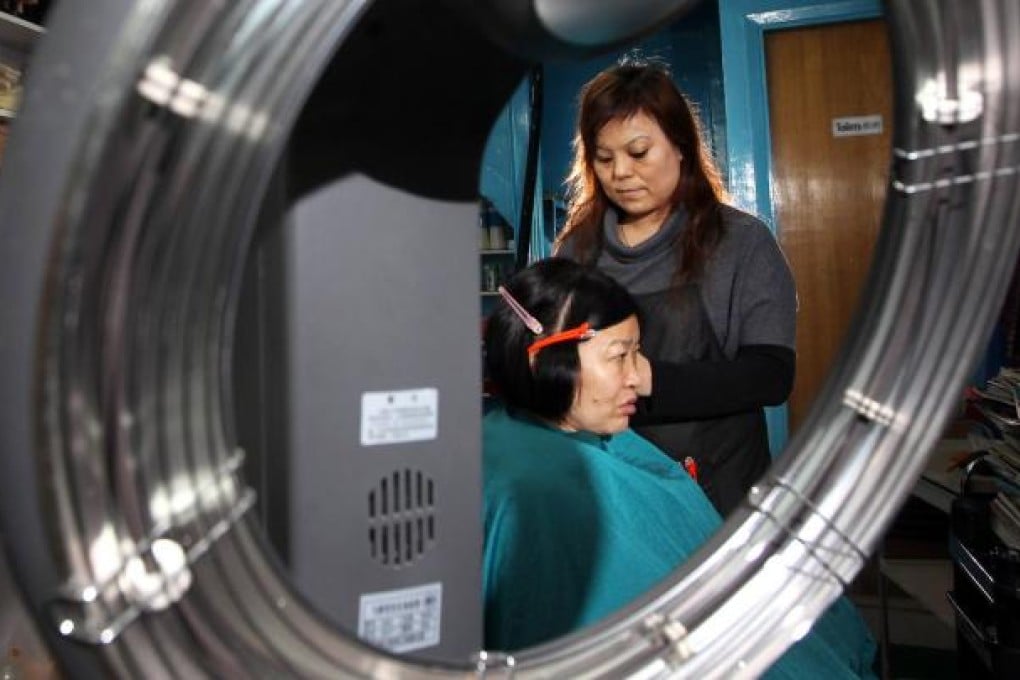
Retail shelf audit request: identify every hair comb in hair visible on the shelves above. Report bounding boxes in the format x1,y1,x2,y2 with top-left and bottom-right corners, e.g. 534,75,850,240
497,285,543,335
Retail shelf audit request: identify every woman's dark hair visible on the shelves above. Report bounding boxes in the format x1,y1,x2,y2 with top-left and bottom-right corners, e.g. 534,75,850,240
554,56,727,284
485,258,638,422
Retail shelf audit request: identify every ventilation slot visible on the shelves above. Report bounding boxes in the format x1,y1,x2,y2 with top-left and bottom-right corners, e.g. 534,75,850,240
367,469,436,567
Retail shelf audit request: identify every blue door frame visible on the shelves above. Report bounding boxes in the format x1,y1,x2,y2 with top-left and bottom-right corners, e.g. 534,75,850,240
719,0,883,455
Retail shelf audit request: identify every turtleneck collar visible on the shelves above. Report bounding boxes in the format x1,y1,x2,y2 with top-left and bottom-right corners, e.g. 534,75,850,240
603,205,687,261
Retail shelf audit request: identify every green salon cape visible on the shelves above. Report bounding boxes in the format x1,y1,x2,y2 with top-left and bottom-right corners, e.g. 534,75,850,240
482,407,876,678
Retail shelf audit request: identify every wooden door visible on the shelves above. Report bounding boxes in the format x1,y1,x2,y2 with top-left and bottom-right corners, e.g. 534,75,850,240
766,19,892,433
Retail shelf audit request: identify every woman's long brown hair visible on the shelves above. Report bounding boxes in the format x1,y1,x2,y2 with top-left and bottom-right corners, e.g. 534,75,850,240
554,58,727,285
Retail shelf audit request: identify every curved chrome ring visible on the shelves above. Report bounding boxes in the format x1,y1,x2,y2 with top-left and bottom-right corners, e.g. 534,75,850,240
0,0,1018,678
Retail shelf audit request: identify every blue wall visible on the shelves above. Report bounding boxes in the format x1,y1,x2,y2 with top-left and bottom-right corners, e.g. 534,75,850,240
480,76,534,234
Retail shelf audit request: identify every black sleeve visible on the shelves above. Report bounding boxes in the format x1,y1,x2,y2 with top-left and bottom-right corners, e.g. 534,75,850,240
632,344,795,423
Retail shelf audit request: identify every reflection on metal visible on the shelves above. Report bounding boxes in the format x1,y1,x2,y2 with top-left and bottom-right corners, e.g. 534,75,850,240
891,169,1020,195
915,77,984,125
893,132,1020,160
843,388,899,428
534,0,700,46
50,487,254,646
0,0,1018,678
136,56,208,118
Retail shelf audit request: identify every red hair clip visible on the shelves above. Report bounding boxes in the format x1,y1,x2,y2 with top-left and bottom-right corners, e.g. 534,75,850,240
527,322,597,356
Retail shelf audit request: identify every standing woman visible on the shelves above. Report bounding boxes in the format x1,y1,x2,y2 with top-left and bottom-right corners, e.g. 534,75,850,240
555,58,797,517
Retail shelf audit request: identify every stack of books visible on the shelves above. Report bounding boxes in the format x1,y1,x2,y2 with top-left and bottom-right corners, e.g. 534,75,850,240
966,366,1020,548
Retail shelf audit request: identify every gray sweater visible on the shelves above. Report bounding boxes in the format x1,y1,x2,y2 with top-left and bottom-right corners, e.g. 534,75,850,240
558,203,797,424
594,204,796,359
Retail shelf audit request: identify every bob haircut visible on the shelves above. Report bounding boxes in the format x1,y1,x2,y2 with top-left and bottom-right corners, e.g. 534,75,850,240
485,258,639,422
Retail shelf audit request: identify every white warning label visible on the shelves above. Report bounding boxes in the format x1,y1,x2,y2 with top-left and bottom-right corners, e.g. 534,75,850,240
358,582,442,653
360,388,438,446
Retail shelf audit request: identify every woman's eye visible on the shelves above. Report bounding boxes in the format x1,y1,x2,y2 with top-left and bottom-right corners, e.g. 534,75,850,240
630,149,648,159
595,156,612,164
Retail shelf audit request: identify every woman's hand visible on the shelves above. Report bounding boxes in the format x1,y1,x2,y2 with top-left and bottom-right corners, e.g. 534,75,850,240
637,352,652,396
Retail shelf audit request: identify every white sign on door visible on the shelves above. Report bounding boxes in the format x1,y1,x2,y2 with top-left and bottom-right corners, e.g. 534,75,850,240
832,114,883,137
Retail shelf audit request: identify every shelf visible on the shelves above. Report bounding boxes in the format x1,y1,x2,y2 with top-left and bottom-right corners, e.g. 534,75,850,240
914,438,967,514
480,249,514,256
880,557,955,628
480,291,500,297
0,12,44,52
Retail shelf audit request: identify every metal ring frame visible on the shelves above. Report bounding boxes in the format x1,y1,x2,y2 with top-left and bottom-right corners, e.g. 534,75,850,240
1,0,1019,677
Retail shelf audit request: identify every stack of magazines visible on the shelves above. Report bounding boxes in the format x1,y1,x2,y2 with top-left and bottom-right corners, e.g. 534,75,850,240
967,366,1020,548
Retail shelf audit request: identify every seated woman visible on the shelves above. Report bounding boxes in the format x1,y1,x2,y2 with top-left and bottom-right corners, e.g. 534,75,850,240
482,258,876,678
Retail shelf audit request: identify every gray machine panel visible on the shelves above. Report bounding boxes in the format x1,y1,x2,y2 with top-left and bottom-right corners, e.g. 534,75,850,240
273,173,482,661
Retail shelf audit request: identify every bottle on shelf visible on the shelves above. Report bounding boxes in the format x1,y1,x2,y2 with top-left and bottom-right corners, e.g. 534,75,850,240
482,261,502,293
478,197,515,296
486,211,506,250
480,197,508,251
